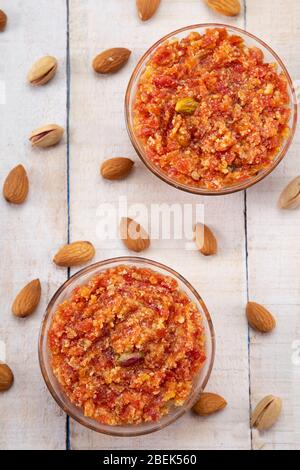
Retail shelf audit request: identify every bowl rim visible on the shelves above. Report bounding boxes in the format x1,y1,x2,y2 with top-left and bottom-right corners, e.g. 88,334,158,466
125,23,298,196
38,256,216,436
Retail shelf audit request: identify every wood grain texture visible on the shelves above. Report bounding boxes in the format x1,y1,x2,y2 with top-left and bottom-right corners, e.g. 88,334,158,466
0,0,68,449
1,0,299,450
68,0,250,450
246,0,300,450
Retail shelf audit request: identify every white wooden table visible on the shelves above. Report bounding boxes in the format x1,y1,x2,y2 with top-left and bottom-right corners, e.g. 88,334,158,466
1,0,300,450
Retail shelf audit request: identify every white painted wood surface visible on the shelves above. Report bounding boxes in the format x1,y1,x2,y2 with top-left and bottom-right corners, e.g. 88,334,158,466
0,0,68,449
246,0,300,451
0,0,299,450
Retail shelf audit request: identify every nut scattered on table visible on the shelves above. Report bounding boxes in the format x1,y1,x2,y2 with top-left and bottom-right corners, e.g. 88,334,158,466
101,157,134,180
0,364,14,392
205,0,241,17
251,395,282,431
193,392,227,416
3,164,29,205
12,279,41,318
27,56,58,86
120,217,150,252
136,0,161,21
92,48,131,74
195,223,218,256
30,124,64,148
0,9,7,31
53,241,96,267
246,302,276,333
278,175,300,210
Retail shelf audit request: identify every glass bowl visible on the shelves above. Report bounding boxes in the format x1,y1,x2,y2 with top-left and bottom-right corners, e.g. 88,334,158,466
39,257,215,437
125,24,297,196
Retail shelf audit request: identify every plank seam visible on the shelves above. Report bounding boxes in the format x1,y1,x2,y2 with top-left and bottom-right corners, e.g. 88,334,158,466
66,0,71,451
243,0,253,451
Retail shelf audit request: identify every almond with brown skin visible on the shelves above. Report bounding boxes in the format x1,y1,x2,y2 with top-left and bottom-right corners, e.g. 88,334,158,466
251,395,282,431
195,223,217,256
0,364,14,392
27,56,58,86
0,9,7,31
3,164,29,205
246,302,276,333
193,392,227,416
92,48,131,74
53,241,95,267
278,176,300,209
30,124,64,148
205,0,241,17
120,217,150,252
101,157,134,180
136,0,161,21
12,279,41,318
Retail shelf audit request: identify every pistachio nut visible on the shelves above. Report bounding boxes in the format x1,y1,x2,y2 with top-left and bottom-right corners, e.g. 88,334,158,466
278,175,300,210
27,56,57,86
30,124,64,148
175,97,198,114
251,395,282,431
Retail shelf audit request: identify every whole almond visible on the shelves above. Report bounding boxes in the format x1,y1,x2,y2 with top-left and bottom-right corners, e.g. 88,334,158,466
27,56,58,86
251,395,282,431
205,0,241,16
246,302,276,333
3,164,29,205
120,217,150,252
0,9,7,31
101,157,134,180
0,364,14,392
53,241,95,267
92,48,131,74
12,279,41,318
193,392,227,416
136,0,161,21
30,124,64,148
278,176,300,210
195,223,217,256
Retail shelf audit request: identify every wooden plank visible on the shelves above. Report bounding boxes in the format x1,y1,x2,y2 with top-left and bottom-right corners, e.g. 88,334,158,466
68,0,250,449
246,0,300,450
0,0,68,449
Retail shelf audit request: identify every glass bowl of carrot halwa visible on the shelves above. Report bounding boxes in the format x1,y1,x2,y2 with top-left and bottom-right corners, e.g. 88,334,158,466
125,24,297,195
39,257,215,436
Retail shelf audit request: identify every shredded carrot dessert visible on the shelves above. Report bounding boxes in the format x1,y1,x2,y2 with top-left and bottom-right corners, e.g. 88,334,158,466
133,28,291,189
48,265,206,425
